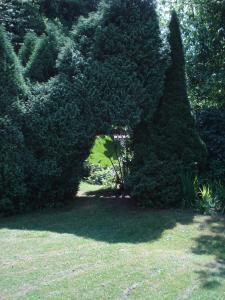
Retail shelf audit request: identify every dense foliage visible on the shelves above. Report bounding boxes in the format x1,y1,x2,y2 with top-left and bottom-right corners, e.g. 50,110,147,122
128,12,207,207
197,108,225,162
196,108,225,182
24,30,59,82
0,27,28,214
23,76,96,208
158,0,225,108
0,0,210,215
184,0,225,107
22,0,168,209
87,135,132,188
38,0,99,26
18,32,38,67
0,0,45,50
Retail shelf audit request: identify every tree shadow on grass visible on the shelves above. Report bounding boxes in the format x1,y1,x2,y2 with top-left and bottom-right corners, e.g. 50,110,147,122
0,191,195,244
192,216,225,290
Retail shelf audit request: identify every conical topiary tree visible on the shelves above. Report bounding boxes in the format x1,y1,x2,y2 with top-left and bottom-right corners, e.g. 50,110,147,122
151,11,207,165
129,11,207,207
69,0,167,133
25,31,59,82
18,31,38,67
0,26,27,116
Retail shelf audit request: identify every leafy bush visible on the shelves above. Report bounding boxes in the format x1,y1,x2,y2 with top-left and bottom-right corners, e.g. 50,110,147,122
198,184,217,214
180,171,225,215
128,155,183,208
85,164,115,187
198,182,225,215
87,135,132,187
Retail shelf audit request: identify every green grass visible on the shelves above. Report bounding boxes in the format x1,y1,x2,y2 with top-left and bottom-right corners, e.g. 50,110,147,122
0,184,225,300
78,182,105,196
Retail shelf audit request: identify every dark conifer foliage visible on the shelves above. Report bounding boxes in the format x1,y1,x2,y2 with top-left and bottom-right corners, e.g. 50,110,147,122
0,27,27,115
39,0,99,26
20,0,166,209
0,0,45,50
0,27,27,214
18,32,38,67
0,4,207,215
129,11,207,207
70,0,166,131
23,74,97,209
152,11,206,166
25,31,59,82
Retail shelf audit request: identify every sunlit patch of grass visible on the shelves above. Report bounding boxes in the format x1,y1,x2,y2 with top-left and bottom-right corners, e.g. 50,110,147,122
78,181,105,196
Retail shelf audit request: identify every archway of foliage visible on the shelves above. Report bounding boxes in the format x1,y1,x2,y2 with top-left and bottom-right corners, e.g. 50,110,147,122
21,0,167,210
0,0,206,215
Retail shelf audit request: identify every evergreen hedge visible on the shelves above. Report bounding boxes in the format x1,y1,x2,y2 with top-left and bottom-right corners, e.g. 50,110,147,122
0,3,206,215
0,27,28,214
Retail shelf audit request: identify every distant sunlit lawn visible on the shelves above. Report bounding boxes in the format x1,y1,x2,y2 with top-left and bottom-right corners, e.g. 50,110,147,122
0,183,225,300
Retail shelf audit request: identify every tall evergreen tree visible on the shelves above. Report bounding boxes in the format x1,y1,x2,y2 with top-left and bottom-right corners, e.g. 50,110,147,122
129,11,207,207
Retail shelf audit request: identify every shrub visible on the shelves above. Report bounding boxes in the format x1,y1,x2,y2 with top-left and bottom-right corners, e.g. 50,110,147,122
198,181,225,215
85,164,115,187
23,70,97,208
128,157,182,208
180,172,225,215
87,134,132,187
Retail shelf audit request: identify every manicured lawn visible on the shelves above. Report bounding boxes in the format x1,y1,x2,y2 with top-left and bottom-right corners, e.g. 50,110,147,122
0,185,225,300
